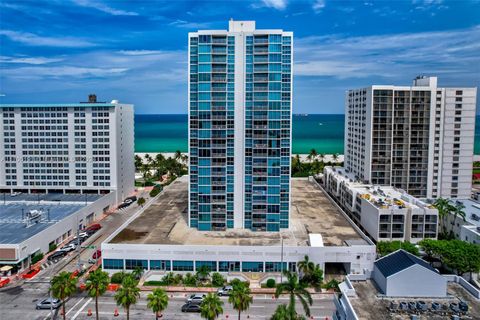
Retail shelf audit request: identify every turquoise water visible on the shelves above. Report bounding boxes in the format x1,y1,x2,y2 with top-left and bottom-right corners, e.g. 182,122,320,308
135,114,480,154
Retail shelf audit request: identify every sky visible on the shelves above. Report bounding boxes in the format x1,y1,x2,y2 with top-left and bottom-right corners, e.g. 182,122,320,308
0,0,479,114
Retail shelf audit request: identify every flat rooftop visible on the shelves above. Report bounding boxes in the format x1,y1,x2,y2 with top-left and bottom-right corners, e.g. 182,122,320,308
110,176,366,247
349,280,480,320
0,193,103,203
0,202,87,244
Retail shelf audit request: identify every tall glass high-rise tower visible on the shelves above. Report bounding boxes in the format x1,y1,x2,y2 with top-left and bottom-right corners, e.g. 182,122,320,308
188,20,292,232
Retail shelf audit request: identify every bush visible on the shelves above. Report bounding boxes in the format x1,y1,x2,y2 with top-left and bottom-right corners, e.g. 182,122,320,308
266,278,276,288
183,273,198,286
48,243,57,252
110,271,127,284
211,272,225,287
143,280,168,286
377,241,419,257
149,188,160,197
31,253,44,265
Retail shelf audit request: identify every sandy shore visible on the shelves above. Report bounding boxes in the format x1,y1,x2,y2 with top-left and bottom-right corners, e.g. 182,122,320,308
135,152,344,163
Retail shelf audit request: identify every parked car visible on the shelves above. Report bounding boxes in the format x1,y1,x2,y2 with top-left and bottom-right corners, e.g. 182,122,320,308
85,224,102,232
124,199,134,204
217,285,233,296
186,293,206,305
36,298,62,310
181,303,201,312
78,232,89,239
92,249,101,259
59,244,76,252
125,195,137,202
48,251,67,262
117,202,130,209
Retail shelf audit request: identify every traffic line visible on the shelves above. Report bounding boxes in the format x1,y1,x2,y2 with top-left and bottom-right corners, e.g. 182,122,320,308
65,297,85,316
71,297,92,320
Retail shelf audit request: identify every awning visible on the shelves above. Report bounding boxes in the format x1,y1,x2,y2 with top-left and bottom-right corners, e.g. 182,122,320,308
0,265,13,272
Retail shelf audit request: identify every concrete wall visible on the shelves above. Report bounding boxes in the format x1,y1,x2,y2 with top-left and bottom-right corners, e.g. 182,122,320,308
372,264,387,294
384,264,447,297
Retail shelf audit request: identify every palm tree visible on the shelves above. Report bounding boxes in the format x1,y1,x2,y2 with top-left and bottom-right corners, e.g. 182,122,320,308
271,304,290,320
318,153,325,163
114,275,140,320
174,150,182,162
200,293,224,320
307,149,317,162
154,153,166,178
50,271,78,320
451,202,466,235
147,288,169,320
275,271,313,318
134,155,143,172
309,264,324,290
181,153,188,165
85,269,110,320
196,265,211,282
434,198,453,237
228,282,253,320
141,163,151,186
132,266,144,280
332,153,339,163
297,255,315,278
144,153,153,166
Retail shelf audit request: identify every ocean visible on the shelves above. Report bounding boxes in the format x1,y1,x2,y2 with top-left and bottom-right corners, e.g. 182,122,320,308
134,114,480,154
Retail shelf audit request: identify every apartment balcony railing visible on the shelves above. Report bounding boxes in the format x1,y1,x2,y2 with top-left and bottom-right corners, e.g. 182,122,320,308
212,77,227,83
212,125,227,129
212,68,227,73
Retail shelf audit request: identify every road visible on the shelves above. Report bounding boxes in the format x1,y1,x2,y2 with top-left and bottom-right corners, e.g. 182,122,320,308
0,280,335,320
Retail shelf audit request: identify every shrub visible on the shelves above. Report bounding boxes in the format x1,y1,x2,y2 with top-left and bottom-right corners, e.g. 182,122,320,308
143,280,168,286
211,272,225,287
110,271,127,284
31,253,44,265
48,243,57,252
183,273,198,286
266,278,276,288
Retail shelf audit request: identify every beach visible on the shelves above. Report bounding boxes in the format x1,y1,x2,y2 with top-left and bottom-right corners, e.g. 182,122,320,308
135,152,344,163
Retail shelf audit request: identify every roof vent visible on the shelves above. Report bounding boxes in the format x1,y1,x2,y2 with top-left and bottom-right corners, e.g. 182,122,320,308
88,94,97,103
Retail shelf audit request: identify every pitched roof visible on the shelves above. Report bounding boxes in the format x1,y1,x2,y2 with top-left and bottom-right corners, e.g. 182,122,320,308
375,249,438,277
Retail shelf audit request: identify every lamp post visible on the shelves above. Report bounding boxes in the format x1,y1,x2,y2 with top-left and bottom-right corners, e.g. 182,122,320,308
280,235,284,283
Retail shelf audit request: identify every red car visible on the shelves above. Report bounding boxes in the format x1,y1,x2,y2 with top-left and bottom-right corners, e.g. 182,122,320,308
85,224,102,232
92,250,101,259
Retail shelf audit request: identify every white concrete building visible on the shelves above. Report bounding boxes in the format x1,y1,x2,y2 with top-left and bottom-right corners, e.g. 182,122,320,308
442,199,480,245
344,76,477,198
324,166,438,243
0,97,135,203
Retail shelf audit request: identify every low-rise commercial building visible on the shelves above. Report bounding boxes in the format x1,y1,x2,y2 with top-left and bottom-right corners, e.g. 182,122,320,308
0,192,115,271
102,177,377,278
324,166,438,243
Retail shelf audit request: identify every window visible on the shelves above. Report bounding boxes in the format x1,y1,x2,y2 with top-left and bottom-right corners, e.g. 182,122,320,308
125,259,148,270
103,259,124,270
242,262,264,272
195,261,217,272
219,261,240,272
172,260,194,271
265,262,287,272
150,260,171,271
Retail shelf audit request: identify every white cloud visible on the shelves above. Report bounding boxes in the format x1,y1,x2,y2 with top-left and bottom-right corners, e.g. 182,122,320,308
295,25,480,81
0,56,63,65
2,66,128,79
312,0,326,13
0,30,95,47
168,20,214,29
72,0,138,16
259,0,287,10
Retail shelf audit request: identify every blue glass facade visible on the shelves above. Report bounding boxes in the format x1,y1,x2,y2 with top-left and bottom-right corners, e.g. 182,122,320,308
189,23,292,232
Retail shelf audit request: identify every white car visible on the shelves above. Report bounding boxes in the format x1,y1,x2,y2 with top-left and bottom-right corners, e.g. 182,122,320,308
217,285,233,296
59,244,76,252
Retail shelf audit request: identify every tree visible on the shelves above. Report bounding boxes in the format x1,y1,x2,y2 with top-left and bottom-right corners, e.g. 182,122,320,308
211,272,226,287
196,265,211,282
271,304,290,320
275,271,313,318
298,255,315,278
140,163,151,186
376,241,420,257
291,154,302,175
183,273,198,286
228,282,253,320
434,198,454,238
174,150,182,162
318,153,325,163
137,197,146,207
147,288,168,320
200,293,224,320
132,266,144,280
114,275,140,320
50,271,78,320
325,279,340,292
450,202,466,237
307,149,317,162
134,155,143,171
85,269,110,320
309,264,324,290
144,153,153,166
332,153,339,163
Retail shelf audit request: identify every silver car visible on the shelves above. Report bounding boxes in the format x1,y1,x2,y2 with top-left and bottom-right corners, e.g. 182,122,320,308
217,285,233,296
36,298,62,310
186,293,206,305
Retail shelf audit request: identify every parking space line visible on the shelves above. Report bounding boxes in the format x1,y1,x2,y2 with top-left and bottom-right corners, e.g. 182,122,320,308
65,297,85,316
71,297,92,320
